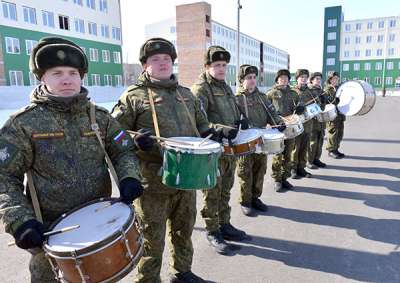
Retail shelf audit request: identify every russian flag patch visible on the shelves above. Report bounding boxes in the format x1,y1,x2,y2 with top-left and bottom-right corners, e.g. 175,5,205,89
113,130,126,144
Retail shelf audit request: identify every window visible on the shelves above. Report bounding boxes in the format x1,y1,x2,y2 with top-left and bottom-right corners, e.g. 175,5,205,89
374,77,382,85
115,75,123,86
366,35,372,43
387,61,394,70
326,58,335,66
25,40,38,55
86,0,95,9
82,74,89,86
205,15,210,23
80,46,86,54
89,48,98,61
73,0,83,5
9,70,23,86
365,77,370,83
356,23,362,30
29,72,39,86
102,50,110,62
376,49,383,56
327,19,337,27
355,36,361,44
99,0,107,12
375,62,382,70
344,37,350,44
5,37,20,54
353,63,360,71
88,22,97,36
389,34,395,41
2,1,17,21
327,45,336,53
101,24,109,38
377,35,384,42
388,48,395,56
354,50,360,57
364,63,371,70
345,24,351,31
23,6,36,24
327,32,336,40
104,74,112,86
42,11,54,28
344,50,349,58
59,15,69,30
365,49,371,57
74,18,85,33
378,21,384,28
113,51,121,64
386,77,393,85
343,63,349,71
112,27,121,40
367,22,373,29
170,26,176,33
389,19,396,27
206,29,210,37
91,74,100,86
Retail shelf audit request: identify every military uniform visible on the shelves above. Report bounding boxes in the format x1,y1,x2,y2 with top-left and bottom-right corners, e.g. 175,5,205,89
112,71,209,283
325,84,346,154
0,86,140,283
235,85,282,206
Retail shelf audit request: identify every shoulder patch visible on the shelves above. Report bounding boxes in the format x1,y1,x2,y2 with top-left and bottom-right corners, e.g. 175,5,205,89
0,140,18,168
9,104,38,120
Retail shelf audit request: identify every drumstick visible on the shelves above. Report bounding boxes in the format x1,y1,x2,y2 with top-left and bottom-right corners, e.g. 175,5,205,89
127,130,194,146
214,124,236,130
7,225,80,247
238,114,243,132
198,133,213,147
0,205,20,213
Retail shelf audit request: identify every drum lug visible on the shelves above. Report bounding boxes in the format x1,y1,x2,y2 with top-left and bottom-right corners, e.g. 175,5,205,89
45,253,61,282
175,173,180,185
217,169,220,177
176,152,181,163
72,251,90,283
121,228,134,259
207,174,211,186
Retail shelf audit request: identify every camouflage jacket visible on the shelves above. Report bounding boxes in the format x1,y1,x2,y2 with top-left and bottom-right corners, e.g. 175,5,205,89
235,86,283,128
191,72,242,127
324,84,346,121
0,86,141,235
308,84,326,130
112,72,210,165
266,84,299,117
292,84,317,133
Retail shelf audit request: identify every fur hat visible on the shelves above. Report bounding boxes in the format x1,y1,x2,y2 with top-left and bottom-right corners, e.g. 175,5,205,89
204,45,231,65
139,37,177,64
275,69,291,83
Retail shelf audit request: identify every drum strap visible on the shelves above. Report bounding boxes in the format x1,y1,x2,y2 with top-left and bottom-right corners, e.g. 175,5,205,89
256,94,278,126
176,89,200,137
147,89,161,139
26,171,43,223
90,102,120,189
241,94,249,119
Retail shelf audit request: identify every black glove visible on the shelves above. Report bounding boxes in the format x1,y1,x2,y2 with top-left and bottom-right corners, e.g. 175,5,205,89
201,128,222,143
234,118,249,130
334,97,340,104
319,95,327,104
134,128,154,151
277,123,287,132
119,178,144,204
14,219,45,250
222,128,238,140
294,105,305,115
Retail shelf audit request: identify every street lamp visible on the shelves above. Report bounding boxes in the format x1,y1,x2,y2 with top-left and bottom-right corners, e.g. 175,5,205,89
236,0,242,89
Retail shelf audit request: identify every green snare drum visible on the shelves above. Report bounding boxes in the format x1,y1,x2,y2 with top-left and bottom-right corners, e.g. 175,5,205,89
162,137,222,190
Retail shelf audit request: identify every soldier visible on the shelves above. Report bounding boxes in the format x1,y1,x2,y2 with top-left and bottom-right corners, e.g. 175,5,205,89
324,71,346,159
290,69,317,179
191,46,249,255
307,72,327,168
111,38,216,283
235,65,285,216
0,37,143,283
266,69,304,192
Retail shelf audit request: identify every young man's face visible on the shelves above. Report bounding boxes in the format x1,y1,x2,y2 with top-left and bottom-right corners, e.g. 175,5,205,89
41,66,81,97
144,54,173,80
242,73,257,92
277,75,289,86
330,76,339,86
297,74,308,86
311,76,322,87
206,60,227,81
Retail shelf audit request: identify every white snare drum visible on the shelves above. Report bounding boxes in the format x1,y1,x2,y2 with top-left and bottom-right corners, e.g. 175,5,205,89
43,199,143,283
222,128,262,156
317,104,337,122
282,115,304,140
302,103,322,122
256,128,285,155
336,80,376,116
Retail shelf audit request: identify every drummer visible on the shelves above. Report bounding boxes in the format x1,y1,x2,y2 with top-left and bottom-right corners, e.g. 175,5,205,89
111,38,216,283
0,37,143,282
290,69,318,179
191,46,250,255
307,72,328,169
324,71,346,159
266,69,304,192
235,65,285,216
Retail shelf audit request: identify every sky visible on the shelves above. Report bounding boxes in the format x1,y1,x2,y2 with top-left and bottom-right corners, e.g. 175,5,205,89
120,0,399,71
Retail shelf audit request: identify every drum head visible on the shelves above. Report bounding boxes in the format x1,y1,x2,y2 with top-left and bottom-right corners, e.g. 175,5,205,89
46,201,131,252
223,128,260,145
324,104,336,112
337,80,375,116
164,137,221,153
262,128,285,140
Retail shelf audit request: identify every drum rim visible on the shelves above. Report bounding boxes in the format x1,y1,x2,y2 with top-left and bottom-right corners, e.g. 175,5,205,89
163,137,222,152
43,197,135,257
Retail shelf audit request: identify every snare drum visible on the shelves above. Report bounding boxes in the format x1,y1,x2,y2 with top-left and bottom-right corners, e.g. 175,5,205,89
162,137,221,190
43,199,143,283
336,80,376,116
302,103,322,122
222,129,262,156
317,104,337,122
257,128,285,155
282,115,304,140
